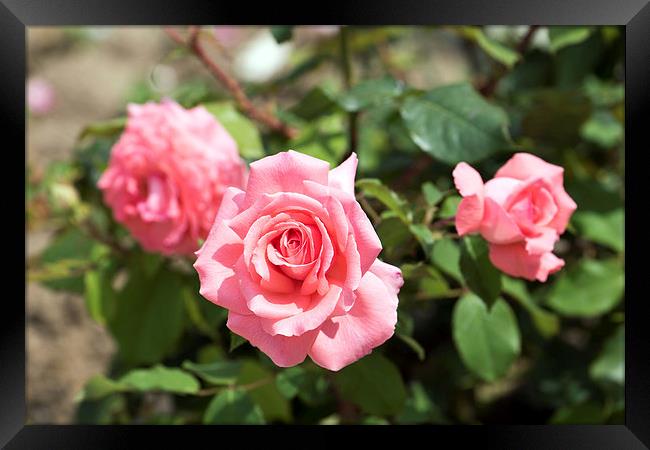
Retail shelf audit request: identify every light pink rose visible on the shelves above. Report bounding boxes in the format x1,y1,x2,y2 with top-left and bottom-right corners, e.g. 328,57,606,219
27,77,56,116
98,100,247,255
194,150,403,371
453,153,577,282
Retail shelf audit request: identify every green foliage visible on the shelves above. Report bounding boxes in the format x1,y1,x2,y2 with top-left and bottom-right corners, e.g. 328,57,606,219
333,353,407,416
452,294,521,382
547,259,624,317
28,25,624,425
400,83,511,164
203,389,266,424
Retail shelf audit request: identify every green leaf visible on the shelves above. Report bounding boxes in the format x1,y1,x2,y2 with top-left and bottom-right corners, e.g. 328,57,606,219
78,117,126,141
583,76,624,107
182,360,242,386
502,276,559,339
356,178,411,223
572,209,624,252
108,268,186,365
590,325,624,385
548,27,594,52
459,236,502,305
337,77,404,112
580,110,624,149
438,195,462,218
78,366,200,401
452,294,521,382
400,83,510,164
333,352,406,416
229,332,248,352
270,26,294,43
289,86,337,121
119,365,200,395
422,182,443,206
204,102,264,159
202,389,266,424
408,223,435,257
460,26,520,67
238,360,291,422
547,259,624,317
431,238,463,282
396,382,448,424
84,266,114,326
38,228,96,293
77,375,126,401
549,401,605,424
276,366,330,405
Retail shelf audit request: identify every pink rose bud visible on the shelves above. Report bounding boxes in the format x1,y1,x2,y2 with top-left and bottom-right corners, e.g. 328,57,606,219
453,153,577,282
194,151,403,371
98,100,248,255
27,77,56,116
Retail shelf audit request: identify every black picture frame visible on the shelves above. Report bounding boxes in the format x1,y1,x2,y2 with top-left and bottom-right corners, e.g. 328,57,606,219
5,0,649,447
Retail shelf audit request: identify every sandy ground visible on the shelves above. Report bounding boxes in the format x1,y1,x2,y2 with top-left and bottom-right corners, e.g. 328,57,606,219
26,26,470,423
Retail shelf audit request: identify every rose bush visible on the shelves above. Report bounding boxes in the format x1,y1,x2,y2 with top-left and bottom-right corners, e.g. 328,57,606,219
98,100,248,255
453,153,577,282
194,150,403,371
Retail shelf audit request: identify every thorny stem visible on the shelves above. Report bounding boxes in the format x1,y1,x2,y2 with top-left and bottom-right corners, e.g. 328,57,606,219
165,27,298,139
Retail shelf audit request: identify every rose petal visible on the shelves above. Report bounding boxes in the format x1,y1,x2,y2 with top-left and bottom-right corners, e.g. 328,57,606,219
453,162,484,197
495,153,564,185
244,150,330,206
479,197,524,244
488,242,565,282
193,223,250,315
308,260,400,371
456,195,484,236
227,313,318,367
328,152,358,196
260,284,343,337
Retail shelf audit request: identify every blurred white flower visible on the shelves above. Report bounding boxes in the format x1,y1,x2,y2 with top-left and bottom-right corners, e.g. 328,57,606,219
27,77,56,116
232,29,293,83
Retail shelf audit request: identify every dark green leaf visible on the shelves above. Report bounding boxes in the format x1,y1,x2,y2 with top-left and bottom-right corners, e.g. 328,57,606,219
431,238,463,282
400,83,510,164
337,78,404,112
289,86,337,120
438,195,461,218
460,236,502,305
38,228,96,293
452,294,521,382
548,27,594,52
572,209,624,252
590,325,624,385
547,259,624,317
119,365,200,394
333,352,406,416
396,382,449,424
238,360,291,422
549,401,605,424
109,268,186,365
229,332,248,352
202,389,266,424
502,276,559,338
270,26,294,43
182,360,242,386
422,182,444,206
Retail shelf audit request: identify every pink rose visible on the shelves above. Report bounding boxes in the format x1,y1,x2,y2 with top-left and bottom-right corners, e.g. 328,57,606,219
453,153,577,282
98,100,247,255
194,150,403,371
27,77,56,116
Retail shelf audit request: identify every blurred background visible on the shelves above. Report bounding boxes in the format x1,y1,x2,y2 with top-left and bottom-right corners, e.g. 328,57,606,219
26,26,624,424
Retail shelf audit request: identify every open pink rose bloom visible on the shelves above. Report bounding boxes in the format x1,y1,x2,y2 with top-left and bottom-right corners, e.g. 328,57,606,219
98,100,247,255
453,153,577,282
194,151,403,371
